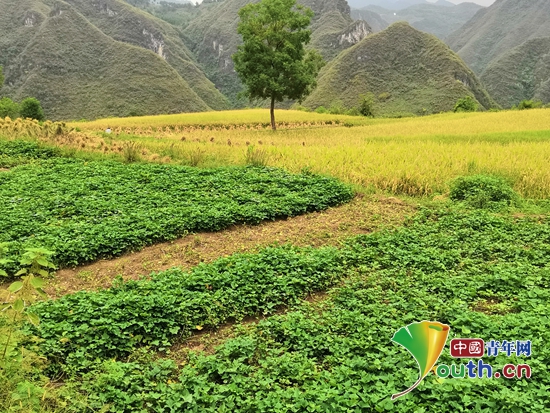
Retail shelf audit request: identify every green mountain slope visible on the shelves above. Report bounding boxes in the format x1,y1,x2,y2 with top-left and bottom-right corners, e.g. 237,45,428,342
481,37,550,107
182,0,372,104
0,0,228,120
447,0,550,75
64,0,229,111
303,22,496,116
355,2,483,40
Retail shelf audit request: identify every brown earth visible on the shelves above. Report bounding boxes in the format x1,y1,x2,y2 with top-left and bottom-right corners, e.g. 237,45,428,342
46,194,414,297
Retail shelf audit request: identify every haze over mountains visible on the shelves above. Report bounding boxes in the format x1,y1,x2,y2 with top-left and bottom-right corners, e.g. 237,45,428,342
351,1,482,39
0,0,548,120
448,0,550,107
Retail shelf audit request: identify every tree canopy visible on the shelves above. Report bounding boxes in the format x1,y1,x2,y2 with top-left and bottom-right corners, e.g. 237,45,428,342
233,0,324,130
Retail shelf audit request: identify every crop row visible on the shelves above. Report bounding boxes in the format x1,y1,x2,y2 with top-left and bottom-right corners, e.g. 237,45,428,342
48,208,550,412
0,148,353,274
31,210,550,374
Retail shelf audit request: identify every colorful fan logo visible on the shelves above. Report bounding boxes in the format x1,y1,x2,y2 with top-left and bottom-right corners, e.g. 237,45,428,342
391,321,450,400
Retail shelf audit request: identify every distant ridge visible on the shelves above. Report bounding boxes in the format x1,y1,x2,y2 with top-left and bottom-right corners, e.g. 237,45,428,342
481,37,550,107
304,22,496,116
354,2,483,40
447,0,550,75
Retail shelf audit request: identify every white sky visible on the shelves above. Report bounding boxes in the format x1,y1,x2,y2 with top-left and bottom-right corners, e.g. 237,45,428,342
192,0,497,6
428,0,496,5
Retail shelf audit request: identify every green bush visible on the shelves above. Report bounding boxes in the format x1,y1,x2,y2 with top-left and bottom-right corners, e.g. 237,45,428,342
517,100,543,110
345,107,360,116
0,97,19,119
314,106,328,114
328,101,345,115
449,174,518,208
19,98,45,121
358,93,375,117
291,104,310,112
453,96,478,113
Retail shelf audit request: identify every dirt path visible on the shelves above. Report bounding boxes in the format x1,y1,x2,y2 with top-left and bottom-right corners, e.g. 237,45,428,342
46,195,414,297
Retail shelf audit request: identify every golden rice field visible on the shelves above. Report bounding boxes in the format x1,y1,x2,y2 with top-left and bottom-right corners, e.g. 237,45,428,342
9,108,549,198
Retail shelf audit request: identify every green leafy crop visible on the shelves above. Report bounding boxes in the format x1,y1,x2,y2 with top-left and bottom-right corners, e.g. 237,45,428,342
31,246,346,372
0,153,353,274
55,209,550,412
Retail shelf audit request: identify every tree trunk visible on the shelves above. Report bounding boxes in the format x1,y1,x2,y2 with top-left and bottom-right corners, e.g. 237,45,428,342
270,96,276,131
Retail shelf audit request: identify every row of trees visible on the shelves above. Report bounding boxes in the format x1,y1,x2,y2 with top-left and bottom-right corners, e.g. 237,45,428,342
0,66,45,121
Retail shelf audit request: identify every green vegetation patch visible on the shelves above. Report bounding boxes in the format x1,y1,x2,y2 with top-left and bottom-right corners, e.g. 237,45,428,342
0,140,60,168
0,158,353,273
450,174,519,209
32,246,346,372
56,208,550,412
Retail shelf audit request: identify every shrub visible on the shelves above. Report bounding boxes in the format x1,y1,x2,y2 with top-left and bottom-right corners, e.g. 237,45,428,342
517,100,543,110
328,101,345,115
292,104,310,112
450,174,518,208
378,92,391,101
122,141,141,163
245,145,269,167
345,107,360,116
358,93,375,117
0,97,19,119
19,98,45,121
454,96,478,113
314,106,328,114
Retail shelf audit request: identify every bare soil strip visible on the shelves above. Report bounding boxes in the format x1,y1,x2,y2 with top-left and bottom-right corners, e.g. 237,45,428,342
47,195,414,297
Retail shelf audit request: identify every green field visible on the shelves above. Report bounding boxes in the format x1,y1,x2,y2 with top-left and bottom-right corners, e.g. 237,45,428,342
1,108,550,412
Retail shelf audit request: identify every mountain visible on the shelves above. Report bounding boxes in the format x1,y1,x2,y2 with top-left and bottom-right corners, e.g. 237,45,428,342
0,0,228,120
447,0,550,75
355,2,483,40
303,22,496,116
481,37,550,107
350,9,389,32
182,0,372,104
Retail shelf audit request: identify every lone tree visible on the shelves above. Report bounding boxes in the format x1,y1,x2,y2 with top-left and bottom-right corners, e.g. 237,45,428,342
233,0,324,130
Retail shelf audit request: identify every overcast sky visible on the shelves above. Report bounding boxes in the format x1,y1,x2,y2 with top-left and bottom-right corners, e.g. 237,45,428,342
430,0,496,5
192,0,498,6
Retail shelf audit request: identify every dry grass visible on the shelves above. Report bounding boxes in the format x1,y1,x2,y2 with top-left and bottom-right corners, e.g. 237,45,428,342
67,108,550,198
